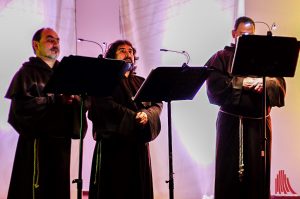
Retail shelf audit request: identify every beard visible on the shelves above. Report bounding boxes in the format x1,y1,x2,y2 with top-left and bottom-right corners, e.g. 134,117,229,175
46,53,59,60
45,48,59,60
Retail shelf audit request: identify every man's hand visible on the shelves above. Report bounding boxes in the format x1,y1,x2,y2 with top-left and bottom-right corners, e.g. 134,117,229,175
243,77,263,93
136,111,148,126
60,94,76,104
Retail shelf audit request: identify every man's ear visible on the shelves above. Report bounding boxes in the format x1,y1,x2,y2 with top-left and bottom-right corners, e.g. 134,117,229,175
231,30,236,38
32,41,39,52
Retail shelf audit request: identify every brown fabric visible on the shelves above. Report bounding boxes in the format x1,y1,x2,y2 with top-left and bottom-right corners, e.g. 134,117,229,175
5,57,87,199
205,45,286,199
88,74,162,199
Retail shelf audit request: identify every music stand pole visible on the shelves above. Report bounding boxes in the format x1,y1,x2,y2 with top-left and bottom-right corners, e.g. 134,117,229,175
132,66,208,199
72,96,85,199
43,55,127,199
166,101,174,199
262,76,268,199
231,34,299,198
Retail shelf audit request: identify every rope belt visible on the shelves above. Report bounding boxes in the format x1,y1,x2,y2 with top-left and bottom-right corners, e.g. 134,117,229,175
33,138,40,199
219,109,269,182
93,141,102,185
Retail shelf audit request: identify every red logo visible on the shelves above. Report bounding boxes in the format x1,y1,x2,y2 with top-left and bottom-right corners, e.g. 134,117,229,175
273,170,299,198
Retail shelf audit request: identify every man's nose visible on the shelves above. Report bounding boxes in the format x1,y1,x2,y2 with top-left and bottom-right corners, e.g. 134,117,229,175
52,39,60,45
53,42,60,49
125,51,131,56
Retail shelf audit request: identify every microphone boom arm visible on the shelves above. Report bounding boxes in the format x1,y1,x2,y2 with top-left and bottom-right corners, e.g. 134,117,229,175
160,48,190,66
77,38,105,57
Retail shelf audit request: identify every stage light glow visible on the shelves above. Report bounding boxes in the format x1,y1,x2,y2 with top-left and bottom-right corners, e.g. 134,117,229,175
0,1,45,131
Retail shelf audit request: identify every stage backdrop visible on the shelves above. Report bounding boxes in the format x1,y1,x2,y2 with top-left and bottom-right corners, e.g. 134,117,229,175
0,0,299,199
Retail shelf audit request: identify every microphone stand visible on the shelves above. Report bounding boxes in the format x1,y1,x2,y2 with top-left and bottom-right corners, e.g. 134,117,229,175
74,38,105,198
159,48,191,199
160,48,190,67
166,100,174,199
262,76,268,199
255,22,274,199
77,38,105,59
72,95,86,199
253,21,274,198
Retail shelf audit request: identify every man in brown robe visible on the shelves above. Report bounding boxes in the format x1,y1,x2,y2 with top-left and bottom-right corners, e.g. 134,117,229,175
88,40,162,199
5,27,87,199
205,16,286,199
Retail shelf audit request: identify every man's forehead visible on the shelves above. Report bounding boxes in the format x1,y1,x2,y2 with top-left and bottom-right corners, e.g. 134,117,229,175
46,35,60,40
118,45,133,50
42,29,59,39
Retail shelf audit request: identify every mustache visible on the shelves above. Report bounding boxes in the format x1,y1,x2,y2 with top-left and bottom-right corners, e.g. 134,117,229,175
50,47,59,51
124,57,132,63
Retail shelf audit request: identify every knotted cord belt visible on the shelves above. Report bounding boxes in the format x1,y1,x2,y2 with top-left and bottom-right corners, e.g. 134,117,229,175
33,138,40,199
219,109,269,182
93,141,102,185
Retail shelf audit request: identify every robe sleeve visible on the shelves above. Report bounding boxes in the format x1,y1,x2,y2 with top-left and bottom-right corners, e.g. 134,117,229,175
138,101,162,142
205,50,286,108
5,67,87,138
88,97,162,143
205,51,244,107
88,96,136,139
266,77,286,107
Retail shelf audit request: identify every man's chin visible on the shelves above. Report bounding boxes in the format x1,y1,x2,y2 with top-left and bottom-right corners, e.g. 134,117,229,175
47,54,59,60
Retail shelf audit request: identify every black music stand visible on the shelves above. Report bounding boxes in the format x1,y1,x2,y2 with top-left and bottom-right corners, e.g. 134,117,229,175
231,34,299,198
44,55,127,96
231,35,299,77
44,55,126,199
133,66,209,199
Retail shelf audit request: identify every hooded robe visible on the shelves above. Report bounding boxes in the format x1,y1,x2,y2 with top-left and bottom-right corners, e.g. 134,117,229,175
205,44,286,199
5,57,87,199
88,73,162,199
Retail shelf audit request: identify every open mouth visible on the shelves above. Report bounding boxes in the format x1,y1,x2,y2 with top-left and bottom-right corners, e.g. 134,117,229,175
51,48,59,53
124,58,132,63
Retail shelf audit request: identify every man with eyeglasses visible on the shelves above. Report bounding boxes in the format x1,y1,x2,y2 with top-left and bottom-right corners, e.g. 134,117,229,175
205,16,286,199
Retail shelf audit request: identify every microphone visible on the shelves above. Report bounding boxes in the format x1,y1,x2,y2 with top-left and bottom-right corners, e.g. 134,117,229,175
124,62,133,72
77,38,105,58
160,48,190,66
254,21,277,36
